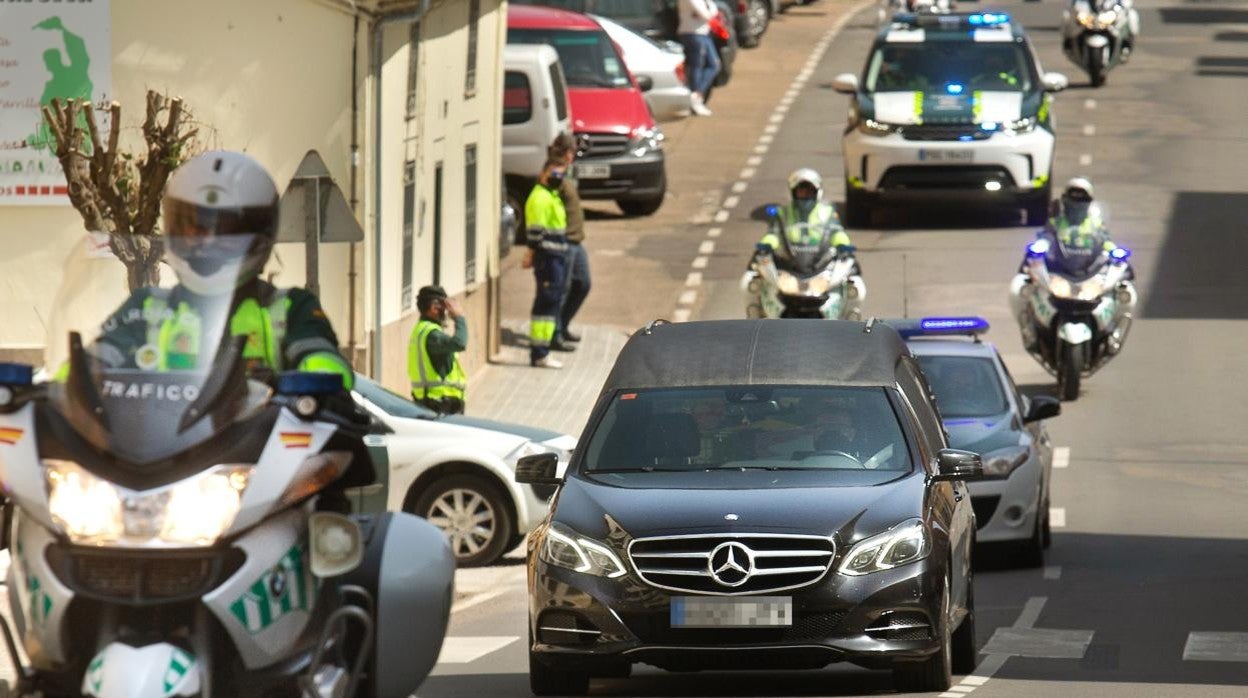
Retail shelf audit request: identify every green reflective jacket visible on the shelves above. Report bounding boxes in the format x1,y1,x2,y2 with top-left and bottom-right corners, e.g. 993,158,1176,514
408,318,467,401
760,202,851,250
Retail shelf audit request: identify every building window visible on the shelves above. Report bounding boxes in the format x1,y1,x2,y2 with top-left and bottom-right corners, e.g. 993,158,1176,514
465,0,480,97
465,144,478,285
406,21,421,120
401,161,416,309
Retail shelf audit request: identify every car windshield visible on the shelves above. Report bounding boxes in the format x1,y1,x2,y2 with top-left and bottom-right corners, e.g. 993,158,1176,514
865,42,1033,93
580,386,912,475
916,355,1009,419
353,374,437,420
508,28,632,88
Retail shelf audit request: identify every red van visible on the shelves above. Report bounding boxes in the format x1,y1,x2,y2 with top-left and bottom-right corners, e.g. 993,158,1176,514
508,4,667,216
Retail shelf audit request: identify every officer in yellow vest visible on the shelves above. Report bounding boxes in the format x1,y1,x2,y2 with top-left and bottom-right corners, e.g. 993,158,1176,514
759,168,852,254
523,157,570,369
92,151,354,389
407,285,468,414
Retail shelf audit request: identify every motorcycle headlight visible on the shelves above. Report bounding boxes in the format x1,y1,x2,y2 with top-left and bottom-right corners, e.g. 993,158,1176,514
45,460,252,547
1004,116,1036,135
776,271,802,296
1077,10,1095,27
1075,276,1106,301
838,518,930,576
857,118,899,137
629,127,664,157
1096,10,1118,26
1047,275,1075,299
540,523,627,578
981,446,1029,479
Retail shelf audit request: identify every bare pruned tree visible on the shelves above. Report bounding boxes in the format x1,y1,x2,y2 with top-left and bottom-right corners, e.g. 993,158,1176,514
41,90,201,290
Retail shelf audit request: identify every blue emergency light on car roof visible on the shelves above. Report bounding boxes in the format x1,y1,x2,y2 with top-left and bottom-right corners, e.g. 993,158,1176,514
887,317,990,339
968,13,1010,25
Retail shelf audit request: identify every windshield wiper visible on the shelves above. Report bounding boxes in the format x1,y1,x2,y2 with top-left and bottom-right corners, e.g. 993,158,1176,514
591,467,693,473
704,465,809,472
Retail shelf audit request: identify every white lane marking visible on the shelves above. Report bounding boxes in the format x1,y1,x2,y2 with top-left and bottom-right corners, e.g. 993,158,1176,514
1015,596,1047,629
731,181,748,194
1052,446,1070,469
768,113,785,124
740,167,757,179
747,155,764,166
672,308,691,322
1050,507,1067,528
1043,565,1063,580
940,693,964,697
451,589,506,614
961,676,990,686
981,597,1096,660
785,89,799,99
759,134,774,145
754,144,769,154
946,687,976,694
1084,98,1097,110
685,271,703,287
596,248,624,257
1082,124,1096,136
707,227,723,238
1184,632,1248,662
437,636,518,664
691,256,709,269
723,195,740,209
775,104,790,114
698,240,715,254
678,289,698,306
764,123,780,134
1079,153,1093,166
714,209,730,222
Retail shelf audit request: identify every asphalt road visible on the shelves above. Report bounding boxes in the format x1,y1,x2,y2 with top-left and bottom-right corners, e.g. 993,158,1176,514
429,1,1248,695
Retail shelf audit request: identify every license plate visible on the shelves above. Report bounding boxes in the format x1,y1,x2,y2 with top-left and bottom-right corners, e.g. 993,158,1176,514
575,163,610,179
918,149,973,163
670,596,793,628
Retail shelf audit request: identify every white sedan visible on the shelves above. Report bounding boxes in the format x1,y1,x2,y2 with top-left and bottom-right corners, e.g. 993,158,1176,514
593,14,692,122
351,374,575,567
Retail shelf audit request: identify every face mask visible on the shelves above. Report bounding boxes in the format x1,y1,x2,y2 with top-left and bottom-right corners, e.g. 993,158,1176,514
548,169,566,185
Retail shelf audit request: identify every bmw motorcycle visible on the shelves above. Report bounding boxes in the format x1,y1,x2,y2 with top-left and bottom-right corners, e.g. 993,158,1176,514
1010,236,1136,401
1062,0,1139,86
877,0,955,24
0,248,454,697
741,215,866,320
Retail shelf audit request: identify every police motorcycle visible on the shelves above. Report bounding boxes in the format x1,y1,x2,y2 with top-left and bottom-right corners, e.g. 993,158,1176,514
877,0,954,24
741,207,866,320
1009,235,1136,401
1061,0,1139,86
0,251,454,697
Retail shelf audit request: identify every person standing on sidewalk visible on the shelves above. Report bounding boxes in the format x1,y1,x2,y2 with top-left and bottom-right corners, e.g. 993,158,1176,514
550,133,591,348
678,0,721,116
407,285,468,414
524,158,570,369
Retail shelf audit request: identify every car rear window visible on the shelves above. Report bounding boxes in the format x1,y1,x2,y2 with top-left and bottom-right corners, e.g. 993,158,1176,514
509,28,632,88
504,71,532,124
916,355,1009,419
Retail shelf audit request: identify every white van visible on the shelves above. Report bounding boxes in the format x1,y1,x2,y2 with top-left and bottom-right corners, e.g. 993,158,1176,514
502,44,571,226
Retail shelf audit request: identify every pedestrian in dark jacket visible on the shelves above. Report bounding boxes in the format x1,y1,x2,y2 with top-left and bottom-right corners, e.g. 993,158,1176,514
549,133,591,348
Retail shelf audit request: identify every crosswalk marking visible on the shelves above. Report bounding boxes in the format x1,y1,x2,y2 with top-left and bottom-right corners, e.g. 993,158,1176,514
437,636,519,665
1183,632,1248,662
1052,447,1070,469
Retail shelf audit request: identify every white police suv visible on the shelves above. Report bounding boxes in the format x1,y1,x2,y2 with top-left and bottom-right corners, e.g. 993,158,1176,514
833,13,1069,226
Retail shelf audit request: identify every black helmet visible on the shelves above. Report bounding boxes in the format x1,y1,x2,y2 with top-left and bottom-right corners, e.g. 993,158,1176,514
417,285,448,312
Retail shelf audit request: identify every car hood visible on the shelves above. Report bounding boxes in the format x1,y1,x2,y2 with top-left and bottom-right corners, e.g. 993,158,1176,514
871,90,1025,125
570,88,653,134
440,414,566,444
554,471,925,544
942,412,1023,455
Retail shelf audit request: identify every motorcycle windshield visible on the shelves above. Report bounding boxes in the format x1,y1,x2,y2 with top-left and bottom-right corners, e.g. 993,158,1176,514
44,237,273,466
1047,236,1108,280
777,224,837,276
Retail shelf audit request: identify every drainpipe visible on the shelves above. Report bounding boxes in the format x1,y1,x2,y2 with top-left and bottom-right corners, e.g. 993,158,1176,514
348,10,361,362
370,0,431,378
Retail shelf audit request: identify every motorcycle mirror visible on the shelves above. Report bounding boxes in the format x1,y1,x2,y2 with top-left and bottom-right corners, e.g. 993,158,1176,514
1042,72,1069,92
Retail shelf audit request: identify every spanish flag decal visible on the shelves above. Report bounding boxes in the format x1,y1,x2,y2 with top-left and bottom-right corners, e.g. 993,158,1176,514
279,432,313,449
0,427,23,445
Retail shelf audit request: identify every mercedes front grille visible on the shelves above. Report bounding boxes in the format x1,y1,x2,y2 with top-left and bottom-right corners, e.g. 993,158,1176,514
627,533,835,596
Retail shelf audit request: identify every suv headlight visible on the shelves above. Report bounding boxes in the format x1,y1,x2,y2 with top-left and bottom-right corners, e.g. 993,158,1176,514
1004,116,1036,135
45,460,251,547
856,118,900,137
838,519,930,576
982,445,1029,479
629,127,664,157
540,523,627,578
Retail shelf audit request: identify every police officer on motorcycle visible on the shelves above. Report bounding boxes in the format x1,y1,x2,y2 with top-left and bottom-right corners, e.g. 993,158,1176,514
1026,177,1131,276
758,168,852,259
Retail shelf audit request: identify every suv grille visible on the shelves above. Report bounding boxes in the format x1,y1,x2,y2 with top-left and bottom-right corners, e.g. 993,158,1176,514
627,534,835,595
902,125,992,142
46,545,246,606
575,132,629,159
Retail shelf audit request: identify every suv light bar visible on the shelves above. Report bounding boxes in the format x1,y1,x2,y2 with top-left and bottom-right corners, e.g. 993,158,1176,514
886,317,990,339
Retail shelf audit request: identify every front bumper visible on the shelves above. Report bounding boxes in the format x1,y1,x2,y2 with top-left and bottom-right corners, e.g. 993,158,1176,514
574,150,665,201
529,555,944,673
843,126,1054,197
968,455,1043,544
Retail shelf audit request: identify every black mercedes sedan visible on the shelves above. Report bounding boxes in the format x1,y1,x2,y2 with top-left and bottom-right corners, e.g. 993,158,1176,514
517,319,984,695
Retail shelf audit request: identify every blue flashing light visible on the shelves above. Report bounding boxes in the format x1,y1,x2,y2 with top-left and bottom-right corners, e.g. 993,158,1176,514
959,135,974,142
277,371,344,396
968,12,1009,26
920,317,990,332
1110,246,1132,261
946,83,965,95
765,204,779,217
0,363,33,386
981,121,999,131
1027,239,1051,256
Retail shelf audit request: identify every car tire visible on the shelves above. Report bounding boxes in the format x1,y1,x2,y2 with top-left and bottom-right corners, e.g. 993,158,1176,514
412,474,514,568
844,188,873,229
1015,500,1045,568
530,634,590,696
893,575,953,693
741,0,768,48
951,571,978,675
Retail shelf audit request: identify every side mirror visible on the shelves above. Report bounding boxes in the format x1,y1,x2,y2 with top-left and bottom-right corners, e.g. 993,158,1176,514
1023,395,1061,423
515,452,561,485
1041,72,1069,93
637,75,654,92
931,448,983,482
832,73,860,94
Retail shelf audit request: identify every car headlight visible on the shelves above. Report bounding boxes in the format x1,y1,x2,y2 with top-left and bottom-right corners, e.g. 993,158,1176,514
540,523,627,578
1003,116,1036,135
45,460,251,547
629,127,664,157
838,518,930,576
775,271,802,296
1047,275,1075,299
856,118,899,137
981,445,1029,479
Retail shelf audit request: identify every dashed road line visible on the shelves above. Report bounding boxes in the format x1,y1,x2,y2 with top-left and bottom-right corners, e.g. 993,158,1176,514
713,209,730,222
723,195,740,209
685,271,703,287
672,307,692,322
739,167,757,179
768,113,785,124
759,134,774,144
1078,153,1093,166
1084,98,1097,110
1184,632,1248,662
698,240,716,254
1053,446,1070,468
747,155,764,166
691,256,709,269
1043,565,1063,581
1050,507,1067,528
437,636,519,664
1082,124,1096,136
763,123,780,134
678,289,698,306
707,227,723,238
731,181,748,193
753,144,769,155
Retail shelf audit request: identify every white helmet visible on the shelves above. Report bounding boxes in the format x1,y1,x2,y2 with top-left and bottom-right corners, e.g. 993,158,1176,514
1062,176,1094,201
162,151,279,295
787,168,823,201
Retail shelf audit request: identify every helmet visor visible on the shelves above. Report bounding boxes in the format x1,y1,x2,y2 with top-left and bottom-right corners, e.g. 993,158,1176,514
163,199,277,240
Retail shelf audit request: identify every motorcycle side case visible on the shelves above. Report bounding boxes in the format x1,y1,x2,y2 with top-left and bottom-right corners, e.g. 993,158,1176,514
340,511,454,698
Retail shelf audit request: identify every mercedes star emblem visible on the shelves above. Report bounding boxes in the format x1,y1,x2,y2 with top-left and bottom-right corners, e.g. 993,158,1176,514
707,541,754,587
575,133,592,157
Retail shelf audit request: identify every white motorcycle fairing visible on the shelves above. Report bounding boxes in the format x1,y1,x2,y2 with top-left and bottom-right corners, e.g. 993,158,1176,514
82,642,200,698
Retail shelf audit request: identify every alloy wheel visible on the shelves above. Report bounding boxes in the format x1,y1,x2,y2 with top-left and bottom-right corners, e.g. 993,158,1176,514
427,487,498,558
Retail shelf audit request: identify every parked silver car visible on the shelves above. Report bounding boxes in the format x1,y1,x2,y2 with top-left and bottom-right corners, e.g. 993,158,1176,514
593,14,691,122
